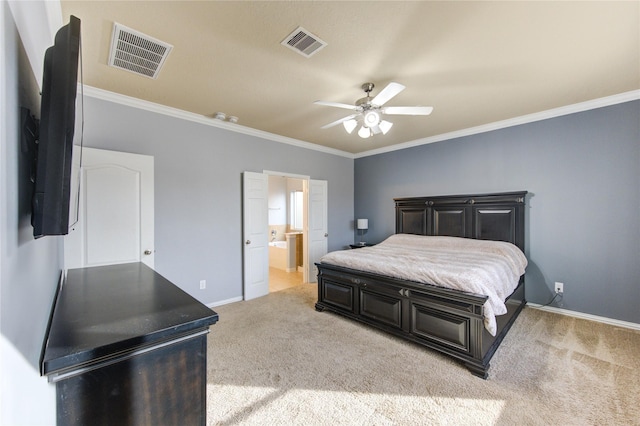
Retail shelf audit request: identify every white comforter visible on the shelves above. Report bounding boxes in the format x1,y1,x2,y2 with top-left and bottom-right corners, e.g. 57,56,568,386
320,234,528,336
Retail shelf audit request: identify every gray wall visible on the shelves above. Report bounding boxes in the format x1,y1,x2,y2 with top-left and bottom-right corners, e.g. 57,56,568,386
354,100,640,324
1,3,58,422
80,96,354,305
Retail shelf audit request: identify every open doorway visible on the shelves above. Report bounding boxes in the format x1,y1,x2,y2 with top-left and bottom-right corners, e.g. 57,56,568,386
267,174,305,293
243,171,326,300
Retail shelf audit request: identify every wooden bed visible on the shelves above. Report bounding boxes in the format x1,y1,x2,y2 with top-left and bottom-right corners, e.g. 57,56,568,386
315,191,527,378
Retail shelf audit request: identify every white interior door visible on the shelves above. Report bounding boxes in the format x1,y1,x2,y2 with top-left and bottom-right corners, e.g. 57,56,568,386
64,148,154,270
243,171,269,300
306,179,328,283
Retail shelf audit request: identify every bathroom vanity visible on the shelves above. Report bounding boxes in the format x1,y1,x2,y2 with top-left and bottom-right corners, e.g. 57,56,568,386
286,231,303,270
41,262,218,425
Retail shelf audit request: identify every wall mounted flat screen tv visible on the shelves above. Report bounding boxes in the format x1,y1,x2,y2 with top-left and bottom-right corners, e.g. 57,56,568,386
32,15,81,238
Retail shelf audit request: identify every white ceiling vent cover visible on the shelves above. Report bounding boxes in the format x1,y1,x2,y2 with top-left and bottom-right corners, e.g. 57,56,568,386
281,26,327,58
108,23,173,79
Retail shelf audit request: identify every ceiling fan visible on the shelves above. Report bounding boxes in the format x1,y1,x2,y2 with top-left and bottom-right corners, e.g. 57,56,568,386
314,82,433,138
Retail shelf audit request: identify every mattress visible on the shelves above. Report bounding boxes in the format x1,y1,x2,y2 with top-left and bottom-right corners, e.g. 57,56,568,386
320,234,528,335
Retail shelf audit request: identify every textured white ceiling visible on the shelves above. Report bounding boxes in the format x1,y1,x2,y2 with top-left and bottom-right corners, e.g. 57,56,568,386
61,1,639,154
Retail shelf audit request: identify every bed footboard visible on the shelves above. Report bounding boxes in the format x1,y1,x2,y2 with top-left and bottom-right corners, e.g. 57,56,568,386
315,263,526,378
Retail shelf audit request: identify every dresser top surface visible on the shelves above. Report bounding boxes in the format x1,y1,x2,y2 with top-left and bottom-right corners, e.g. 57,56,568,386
42,262,218,375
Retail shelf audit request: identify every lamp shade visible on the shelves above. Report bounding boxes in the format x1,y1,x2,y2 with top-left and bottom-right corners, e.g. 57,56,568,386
343,119,358,134
379,120,393,134
357,219,368,230
358,126,371,138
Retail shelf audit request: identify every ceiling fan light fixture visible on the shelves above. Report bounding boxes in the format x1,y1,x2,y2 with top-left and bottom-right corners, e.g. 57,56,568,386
343,119,358,134
363,110,380,128
358,126,371,139
316,81,433,139
379,120,393,134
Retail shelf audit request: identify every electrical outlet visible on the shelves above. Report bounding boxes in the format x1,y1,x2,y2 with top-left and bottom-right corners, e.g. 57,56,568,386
199,280,206,290
554,282,564,294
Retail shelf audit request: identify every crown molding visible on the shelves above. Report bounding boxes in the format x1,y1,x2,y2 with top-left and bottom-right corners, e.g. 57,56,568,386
355,90,640,159
82,85,638,161
81,85,355,159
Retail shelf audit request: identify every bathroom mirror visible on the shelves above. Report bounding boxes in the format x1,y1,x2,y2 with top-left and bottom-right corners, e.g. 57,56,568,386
290,190,303,230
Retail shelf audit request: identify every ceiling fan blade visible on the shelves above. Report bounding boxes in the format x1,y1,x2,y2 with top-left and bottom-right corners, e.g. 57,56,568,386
320,113,360,129
314,100,358,110
382,106,434,115
371,82,405,106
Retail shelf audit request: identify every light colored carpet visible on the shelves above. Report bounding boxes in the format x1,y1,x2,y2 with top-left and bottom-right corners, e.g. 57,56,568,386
207,284,639,425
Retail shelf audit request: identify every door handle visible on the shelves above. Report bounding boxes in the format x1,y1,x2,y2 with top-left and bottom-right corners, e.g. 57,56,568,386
245,240,251,245
324,233,328,237
144,250,152,255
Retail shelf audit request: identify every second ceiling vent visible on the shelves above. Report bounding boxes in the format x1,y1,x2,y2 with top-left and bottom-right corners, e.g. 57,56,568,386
281,26,327,58
108,23,173,79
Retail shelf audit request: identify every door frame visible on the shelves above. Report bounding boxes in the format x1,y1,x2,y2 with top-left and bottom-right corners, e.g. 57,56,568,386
263,170,311,283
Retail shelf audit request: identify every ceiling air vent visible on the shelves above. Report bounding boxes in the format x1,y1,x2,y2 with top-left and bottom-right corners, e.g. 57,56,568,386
108,23,173,79
281,26,327,58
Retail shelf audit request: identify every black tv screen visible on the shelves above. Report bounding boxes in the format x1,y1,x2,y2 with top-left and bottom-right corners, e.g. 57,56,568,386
32,16,81,238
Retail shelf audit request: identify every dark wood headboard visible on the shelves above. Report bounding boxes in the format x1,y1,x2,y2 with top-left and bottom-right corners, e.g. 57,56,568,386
394,191,527,251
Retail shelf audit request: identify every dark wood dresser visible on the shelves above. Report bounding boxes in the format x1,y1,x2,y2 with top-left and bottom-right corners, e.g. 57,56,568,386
41,262,219,425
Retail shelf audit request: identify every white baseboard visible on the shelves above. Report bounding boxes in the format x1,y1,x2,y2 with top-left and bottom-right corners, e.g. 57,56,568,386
527,303,640,331
207,296,243,308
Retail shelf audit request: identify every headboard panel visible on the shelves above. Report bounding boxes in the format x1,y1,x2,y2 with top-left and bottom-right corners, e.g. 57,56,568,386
394,191,527,251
